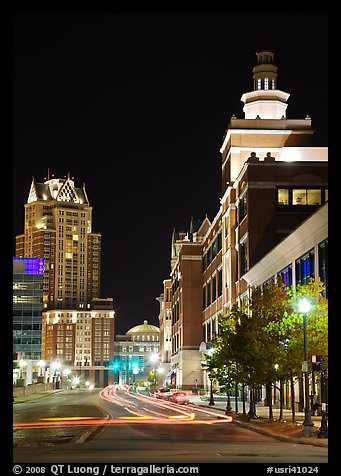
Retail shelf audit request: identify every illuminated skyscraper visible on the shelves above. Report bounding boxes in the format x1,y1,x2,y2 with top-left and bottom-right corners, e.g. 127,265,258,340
15,173,101,310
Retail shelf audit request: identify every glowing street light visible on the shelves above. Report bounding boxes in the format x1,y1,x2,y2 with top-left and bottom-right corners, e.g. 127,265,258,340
298,298,314,436
112,362,120,384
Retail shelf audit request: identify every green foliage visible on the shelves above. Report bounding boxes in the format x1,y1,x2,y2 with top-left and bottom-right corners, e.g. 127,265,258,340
203,278,328,391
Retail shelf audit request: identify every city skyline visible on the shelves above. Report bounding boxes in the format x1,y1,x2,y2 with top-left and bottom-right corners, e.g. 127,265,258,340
13,13,328,333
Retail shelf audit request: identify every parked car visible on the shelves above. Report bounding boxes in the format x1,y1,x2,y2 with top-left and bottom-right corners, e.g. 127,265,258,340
169,391,190,405
155,388,172,400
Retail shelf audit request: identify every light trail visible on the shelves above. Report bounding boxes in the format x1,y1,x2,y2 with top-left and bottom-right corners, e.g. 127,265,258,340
13,385,233,430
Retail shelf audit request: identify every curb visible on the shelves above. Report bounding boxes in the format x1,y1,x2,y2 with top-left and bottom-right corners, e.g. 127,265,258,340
233,419,328,448
193,402,328,448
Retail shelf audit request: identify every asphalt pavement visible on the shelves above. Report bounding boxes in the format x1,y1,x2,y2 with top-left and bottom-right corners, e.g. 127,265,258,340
13,388,328,447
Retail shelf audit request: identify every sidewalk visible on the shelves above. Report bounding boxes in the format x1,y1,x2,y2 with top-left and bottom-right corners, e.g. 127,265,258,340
189,394,328,448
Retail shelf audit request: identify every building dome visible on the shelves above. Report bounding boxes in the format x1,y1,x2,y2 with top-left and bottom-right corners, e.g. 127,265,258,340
126,320,160,334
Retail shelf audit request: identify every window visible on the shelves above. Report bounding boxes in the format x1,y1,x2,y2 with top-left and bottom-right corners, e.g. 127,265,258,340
293,189,322,206
217,268,222,297
277,187,325,207
207,246,212,266
217,229,222,252
203,284,206,309
293,189,306,205
224,215,229,238
212,274,217,303
240,239,248,276
264,78,269,90
211,239,217,260
296,250,315,285
207,281,211,306
235,248,239,281
318,240,328,298
307,189,322,205
278,189,289,205
239,191,248,222
277,265,292,290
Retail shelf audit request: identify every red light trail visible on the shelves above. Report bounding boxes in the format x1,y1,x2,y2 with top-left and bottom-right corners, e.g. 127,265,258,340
13,385,232,429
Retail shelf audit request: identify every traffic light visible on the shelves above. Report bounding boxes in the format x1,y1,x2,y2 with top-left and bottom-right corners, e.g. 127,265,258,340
312,355,323,372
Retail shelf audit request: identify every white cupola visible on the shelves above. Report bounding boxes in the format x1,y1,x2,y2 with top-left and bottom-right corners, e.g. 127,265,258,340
241,46,290,119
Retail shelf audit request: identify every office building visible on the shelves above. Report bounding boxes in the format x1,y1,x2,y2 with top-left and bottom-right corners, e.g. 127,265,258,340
13,257,44,360
15,173,101,310
114,321,160,385
165,47,328,389
156,279,172,384
41,298,115,387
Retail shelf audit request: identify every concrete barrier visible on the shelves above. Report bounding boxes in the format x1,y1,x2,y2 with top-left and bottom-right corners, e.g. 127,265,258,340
13,382,54,398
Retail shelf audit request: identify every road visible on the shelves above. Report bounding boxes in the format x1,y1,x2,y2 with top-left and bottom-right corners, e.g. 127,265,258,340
13,386,328,464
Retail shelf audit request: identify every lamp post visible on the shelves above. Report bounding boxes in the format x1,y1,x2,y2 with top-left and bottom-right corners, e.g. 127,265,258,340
150,353,159,393
298,298,315,436
19,359,27,381
52,360,62,389
207,347,215,406
208,375,215,406
63,368,71,389
318,357,328,439
113,363,120,385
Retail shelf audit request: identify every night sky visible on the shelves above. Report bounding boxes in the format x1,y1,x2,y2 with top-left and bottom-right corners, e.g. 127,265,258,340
12,13,328,334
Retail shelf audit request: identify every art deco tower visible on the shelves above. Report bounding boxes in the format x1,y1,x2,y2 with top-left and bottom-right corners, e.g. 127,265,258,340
15,173,101,310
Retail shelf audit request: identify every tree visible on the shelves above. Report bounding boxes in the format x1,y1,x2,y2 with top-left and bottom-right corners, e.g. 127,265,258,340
264,278,328,420
203,278,328,422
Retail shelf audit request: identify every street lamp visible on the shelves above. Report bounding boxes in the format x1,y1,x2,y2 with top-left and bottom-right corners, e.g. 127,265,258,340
150,353,159,393
298,298,315,436
113,362,120,384
52,360,62,389
19,359,27,380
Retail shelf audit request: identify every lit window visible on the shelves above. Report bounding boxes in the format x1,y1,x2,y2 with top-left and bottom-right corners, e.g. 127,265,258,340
293,189,307,205
278,189,289,205
257,79,261,90
307,189,322,205
264,78,269,90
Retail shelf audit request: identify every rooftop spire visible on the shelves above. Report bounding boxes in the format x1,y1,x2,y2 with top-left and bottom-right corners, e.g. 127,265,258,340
240,47,290,119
